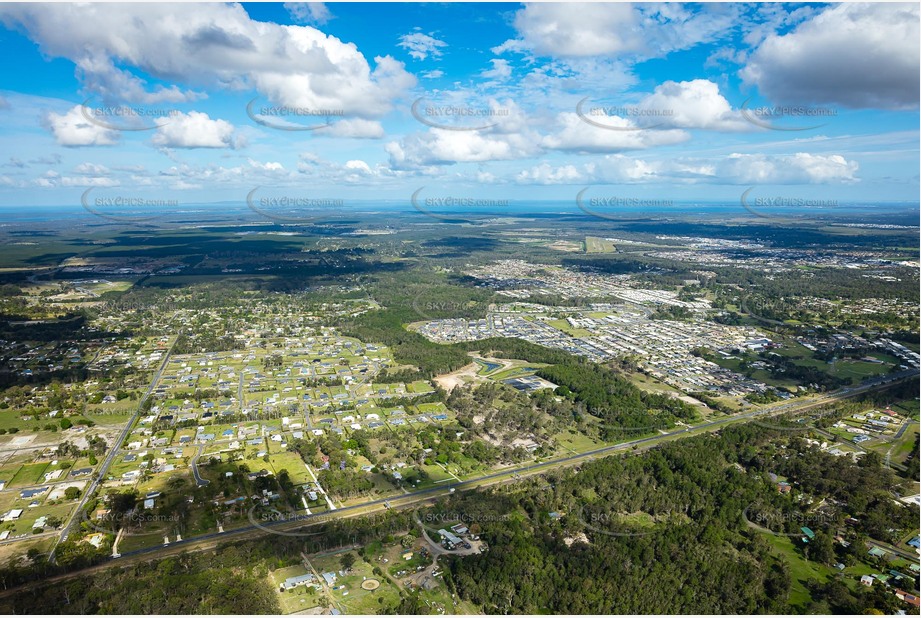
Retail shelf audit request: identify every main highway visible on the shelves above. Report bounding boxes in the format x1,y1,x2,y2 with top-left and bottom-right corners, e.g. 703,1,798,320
5,366,916,599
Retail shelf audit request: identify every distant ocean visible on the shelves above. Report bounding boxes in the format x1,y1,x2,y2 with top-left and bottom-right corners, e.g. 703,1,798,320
0,200,918,226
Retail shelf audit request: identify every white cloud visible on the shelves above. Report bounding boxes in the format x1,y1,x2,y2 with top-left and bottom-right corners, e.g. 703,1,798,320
317,118,384,139
741,3,920,109
421,70,444,79
481,59,512,81
512,152,859,186
0,3,414,117
387,130,537,168
44,105,119,146
344,160,372,174
516,163,582,184
398,32,447,61
498,3,737,59
507,3,640,57
542,111,689,153
73,162,110,175
284,2,332,25
635,79,749,131
151,111,240,149
719,152,859,184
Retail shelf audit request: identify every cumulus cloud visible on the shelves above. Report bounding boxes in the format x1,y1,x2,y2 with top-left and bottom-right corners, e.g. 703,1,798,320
398,31,447,61
0,3,414,116
498,3,737,59
719,153,859,184
635,80,749,131
387,128,540,168
151,111,241,149
317,118,384,139
44,105,119,146
516,163,582,184
73,162,110,175
513,152,859,185
481,59,512,81
741,3,919,109
284,2,332,25
542,112,689,153
507,3,641,57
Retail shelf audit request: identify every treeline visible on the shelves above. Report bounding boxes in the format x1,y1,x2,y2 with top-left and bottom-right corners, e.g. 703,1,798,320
537,360,698,440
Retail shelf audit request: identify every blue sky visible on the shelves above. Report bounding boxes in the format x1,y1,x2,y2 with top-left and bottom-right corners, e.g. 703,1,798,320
0,2,917,207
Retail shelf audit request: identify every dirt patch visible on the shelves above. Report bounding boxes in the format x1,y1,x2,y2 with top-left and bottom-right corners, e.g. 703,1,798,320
433,362,480,393
361,578,381,591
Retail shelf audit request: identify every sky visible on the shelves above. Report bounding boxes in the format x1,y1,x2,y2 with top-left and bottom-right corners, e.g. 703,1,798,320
0,2,918,208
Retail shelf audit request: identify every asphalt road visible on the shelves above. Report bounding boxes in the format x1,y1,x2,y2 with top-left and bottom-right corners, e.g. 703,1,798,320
8,367,914,597
49,337,178,561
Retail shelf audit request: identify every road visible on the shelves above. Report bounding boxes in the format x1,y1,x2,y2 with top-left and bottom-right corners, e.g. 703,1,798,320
49,336,178,562
190,444,210,487
6,368,914,597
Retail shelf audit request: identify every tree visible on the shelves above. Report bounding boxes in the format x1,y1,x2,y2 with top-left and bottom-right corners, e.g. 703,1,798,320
339,552,356,572
64,486,81,500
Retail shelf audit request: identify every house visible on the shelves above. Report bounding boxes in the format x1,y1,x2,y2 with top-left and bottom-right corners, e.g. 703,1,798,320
895,590,920,608
19,487,48,499
860,575,874,587
281,573,316,591
801,527,815,541
2,509,23,521
86,533,106,548
322,572,337,587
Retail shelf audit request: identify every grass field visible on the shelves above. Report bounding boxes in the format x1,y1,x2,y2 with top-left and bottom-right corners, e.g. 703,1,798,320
585,236,616,254
9,462,50,487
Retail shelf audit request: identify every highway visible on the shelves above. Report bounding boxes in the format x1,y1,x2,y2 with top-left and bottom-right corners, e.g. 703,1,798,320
6,367,915,598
